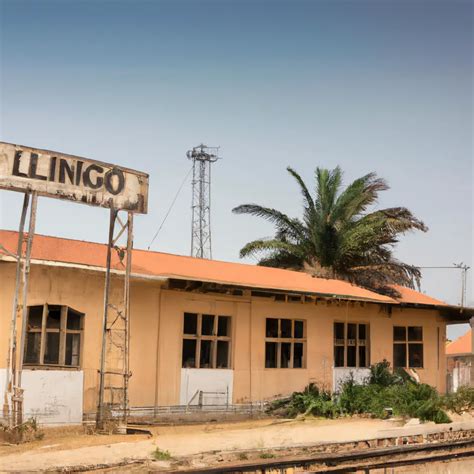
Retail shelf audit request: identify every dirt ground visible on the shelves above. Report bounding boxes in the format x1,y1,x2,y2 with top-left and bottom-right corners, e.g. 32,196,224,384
0,416,473,472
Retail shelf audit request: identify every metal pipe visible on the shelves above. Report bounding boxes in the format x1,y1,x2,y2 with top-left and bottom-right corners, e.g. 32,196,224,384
15,192,38,425
3,192,30,425
97,208,116,429
123,212,133,424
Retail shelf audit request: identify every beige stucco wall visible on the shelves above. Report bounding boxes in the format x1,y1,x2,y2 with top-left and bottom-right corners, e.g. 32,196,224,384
0,261,447,417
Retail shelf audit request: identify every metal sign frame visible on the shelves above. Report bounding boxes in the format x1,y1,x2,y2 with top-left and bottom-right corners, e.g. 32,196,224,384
0,142,149,213
1,142,148,432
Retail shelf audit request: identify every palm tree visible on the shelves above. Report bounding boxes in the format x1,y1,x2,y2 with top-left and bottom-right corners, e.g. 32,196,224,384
232,167,427,296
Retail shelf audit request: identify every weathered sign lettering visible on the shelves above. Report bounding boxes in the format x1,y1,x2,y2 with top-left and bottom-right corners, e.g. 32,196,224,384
0,142,148,213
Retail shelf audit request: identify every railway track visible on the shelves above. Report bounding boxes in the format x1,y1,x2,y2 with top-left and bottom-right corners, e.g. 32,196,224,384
170,438,474,473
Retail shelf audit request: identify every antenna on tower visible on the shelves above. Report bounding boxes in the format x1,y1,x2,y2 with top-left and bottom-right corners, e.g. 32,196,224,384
186,144,221,259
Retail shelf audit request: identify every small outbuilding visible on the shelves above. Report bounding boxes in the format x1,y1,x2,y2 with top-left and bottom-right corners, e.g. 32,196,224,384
446,329,474,392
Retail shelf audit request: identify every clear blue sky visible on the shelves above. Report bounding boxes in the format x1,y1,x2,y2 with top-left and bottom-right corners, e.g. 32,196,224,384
0,0,472,338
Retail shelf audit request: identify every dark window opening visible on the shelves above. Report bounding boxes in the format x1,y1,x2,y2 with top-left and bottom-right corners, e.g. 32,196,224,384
218,316,230,336
200,340,213,368
66,333,81,366
294,343,303,368
182,313,231,369
183,313,198,335
393,344,407,369
334,346,345,367
358,345,366,368
24,332,41,364
46,306,61,329
67,308,82,330
409,343,423,368
294,320,304,339
347,323,357,341
24,305,83,367
182,339,196,368
334,322,345,340
334,322,369,368
281,319,292,338
201,314,214,336
393,326,423,368
393,326,406,341
217,341,229,368
281,342,291,368
27,306,43,329
265,342,278,368
44,333,60,364
265,318,306,368
347,346,356,367
408,326,423,342
266,318,278,338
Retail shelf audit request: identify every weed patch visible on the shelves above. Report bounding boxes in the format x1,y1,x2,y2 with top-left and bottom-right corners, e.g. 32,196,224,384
267,361,452,424
152,447,172,461
0,418,45,444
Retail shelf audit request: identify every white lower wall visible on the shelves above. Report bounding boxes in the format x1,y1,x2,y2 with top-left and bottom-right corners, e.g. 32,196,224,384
333,367,371,392
0,368,83,425
180,369,233,405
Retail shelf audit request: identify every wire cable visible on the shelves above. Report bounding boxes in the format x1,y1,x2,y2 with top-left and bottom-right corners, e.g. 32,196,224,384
147,166,193,250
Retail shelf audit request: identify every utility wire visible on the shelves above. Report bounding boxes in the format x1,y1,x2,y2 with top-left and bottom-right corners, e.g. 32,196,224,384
147,166,193,250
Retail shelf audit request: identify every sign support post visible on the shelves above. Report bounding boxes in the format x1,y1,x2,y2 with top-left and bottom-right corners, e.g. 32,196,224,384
96,209,134,432
3,191,38,427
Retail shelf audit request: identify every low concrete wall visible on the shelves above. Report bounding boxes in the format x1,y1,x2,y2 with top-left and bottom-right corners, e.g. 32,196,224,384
180,369,233,405
0,368,83,425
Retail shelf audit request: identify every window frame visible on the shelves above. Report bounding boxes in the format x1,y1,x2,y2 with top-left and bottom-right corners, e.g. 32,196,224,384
333,321,370,368
181,313,232,369
393,325,424,369
24,304,84,368
264,318,306,369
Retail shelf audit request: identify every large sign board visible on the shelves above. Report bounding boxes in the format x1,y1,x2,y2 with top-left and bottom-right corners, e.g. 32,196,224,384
0,142,149,213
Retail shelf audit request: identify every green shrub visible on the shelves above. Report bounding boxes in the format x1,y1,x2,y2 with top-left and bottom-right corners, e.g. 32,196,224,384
267,361,452,424
369,360,398,386
443,386,474,414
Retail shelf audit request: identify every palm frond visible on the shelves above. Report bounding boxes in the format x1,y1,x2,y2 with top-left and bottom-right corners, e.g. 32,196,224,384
239,238,303,259
233,165,426,296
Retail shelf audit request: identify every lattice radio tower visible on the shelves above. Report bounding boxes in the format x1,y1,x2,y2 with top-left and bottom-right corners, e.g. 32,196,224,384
186,144,220,259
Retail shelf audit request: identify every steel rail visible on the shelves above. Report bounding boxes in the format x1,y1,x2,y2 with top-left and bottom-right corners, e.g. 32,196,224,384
167,437,474,474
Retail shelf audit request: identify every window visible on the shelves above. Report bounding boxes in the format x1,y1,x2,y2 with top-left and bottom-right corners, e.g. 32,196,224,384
181,313,231,368
24,305,83,367
333,322,369,368
393,326,423,368
265,318,306,368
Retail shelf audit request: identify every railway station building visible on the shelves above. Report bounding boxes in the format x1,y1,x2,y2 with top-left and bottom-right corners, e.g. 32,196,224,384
0,229,471,425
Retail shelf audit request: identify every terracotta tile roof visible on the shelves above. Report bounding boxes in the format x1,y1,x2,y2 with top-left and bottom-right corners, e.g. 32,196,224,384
446,329,472,355
0,230,446,306
391,285,448,307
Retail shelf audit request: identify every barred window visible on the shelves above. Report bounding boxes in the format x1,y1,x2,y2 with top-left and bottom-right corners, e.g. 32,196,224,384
265,318,306,369
182,313,231,368
334,322,369,368
24,305,83,367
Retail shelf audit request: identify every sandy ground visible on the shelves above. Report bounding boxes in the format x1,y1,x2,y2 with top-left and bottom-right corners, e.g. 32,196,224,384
0,416,473,472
